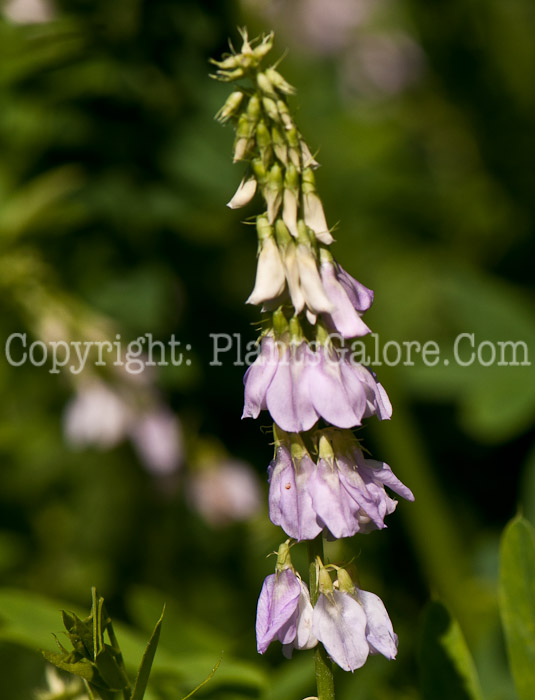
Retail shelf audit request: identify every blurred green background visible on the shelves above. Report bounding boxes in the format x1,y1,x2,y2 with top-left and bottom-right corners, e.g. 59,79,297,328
0,0,533,698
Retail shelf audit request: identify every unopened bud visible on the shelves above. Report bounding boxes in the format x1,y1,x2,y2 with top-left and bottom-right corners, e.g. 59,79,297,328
262,96,279,122
247,94,262,123
336,568,355,595
266,67,296,95
271,125,288,165
257,71,276,97
216,90,244,123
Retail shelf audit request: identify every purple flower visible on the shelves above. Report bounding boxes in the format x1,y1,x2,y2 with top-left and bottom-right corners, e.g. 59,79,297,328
268,442,323,541
320,259,373,338
312,587,398,672
242,335,392,432
267,431,413,541
256,561,317,655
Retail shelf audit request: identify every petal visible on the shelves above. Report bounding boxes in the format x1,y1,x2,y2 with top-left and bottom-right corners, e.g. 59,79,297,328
307,349,361,429
296,245,333,315
283,243,305,314
227,176,257,209
256,570,301,654
282,189,299,238
247,237,286,306
335,453,385,529
308,458,357,539
268,447,322,540
361,458,415,502
303,192,334,245
321,262,371,338
356,588,398,660
337,357,369,424
242,337,278,419
313,590,369,671
351,364,392,420
336,265,374,312
266,345,319,432
294,580,318,650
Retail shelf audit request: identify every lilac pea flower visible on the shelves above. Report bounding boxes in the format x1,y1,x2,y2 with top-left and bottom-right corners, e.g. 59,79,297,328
256,568,301,654
313,589,369,671
312,568,398,672
308,436,414,539
243,336,319,433
265,342,320,432
242,335,280,420
268,443,322,541
320,260,372,338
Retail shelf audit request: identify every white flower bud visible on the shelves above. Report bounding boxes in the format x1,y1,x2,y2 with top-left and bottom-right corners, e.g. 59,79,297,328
227,176,257,209
282,242,305,314
247,235,286,306
303,191,334,245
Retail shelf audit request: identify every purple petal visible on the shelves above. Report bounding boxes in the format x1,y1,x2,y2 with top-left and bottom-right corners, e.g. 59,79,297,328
308,458,358,539
268,447,322,541
336,265,374,312
313,590,369,672
338,358,369,424
360,458,415,502
351,364,393,421
306,349,361,429
242,336,278,419
356,588,398,660
321,262,371,338
266,344,319,432
256,569,301,654
335,454,386,529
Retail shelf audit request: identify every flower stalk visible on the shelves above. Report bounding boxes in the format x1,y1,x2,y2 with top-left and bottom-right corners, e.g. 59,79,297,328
211,28,413,699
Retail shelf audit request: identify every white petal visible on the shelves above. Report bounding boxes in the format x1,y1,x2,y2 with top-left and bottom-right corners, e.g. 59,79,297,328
303,192,334,245
247,237,286,305
296,245,334,314
227,176,257,209
282,189,299,238
283,243,305,314
313,590,369,672
357,589,398,659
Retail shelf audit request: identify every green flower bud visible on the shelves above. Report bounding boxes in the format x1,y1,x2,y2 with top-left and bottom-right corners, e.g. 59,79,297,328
215,90,244,123
275,539,293,572
252,157,267,183
271,124,288,165
336,568,356,595
247,94,262,123
272,307,290,337
266,67,296,95
257,71,276,97
263,163,283,223
252,32,274,61
276,99,293,129
262,96,280,123
256,120,272,168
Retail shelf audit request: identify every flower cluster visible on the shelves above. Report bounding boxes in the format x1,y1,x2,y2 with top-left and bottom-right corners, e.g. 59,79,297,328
256,543,398,672
212,30,413,683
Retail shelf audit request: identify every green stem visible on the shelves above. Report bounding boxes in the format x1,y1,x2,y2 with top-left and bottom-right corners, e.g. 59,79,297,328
307,535,335,700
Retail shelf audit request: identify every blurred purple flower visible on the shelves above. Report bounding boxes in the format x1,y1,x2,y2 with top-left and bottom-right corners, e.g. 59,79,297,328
242,335,391,432
130,409,183,476
187,459,262,526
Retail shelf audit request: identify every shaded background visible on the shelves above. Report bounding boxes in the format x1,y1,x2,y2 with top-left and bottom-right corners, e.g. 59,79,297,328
0,0,533,698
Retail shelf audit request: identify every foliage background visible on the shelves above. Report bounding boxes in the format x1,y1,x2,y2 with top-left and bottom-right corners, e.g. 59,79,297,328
0,0,533,698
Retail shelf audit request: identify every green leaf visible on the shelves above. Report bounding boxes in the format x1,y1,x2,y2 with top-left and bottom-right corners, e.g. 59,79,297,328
419,601,483,700
130,606,165,700
499,515,535,700
41,650,97,683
